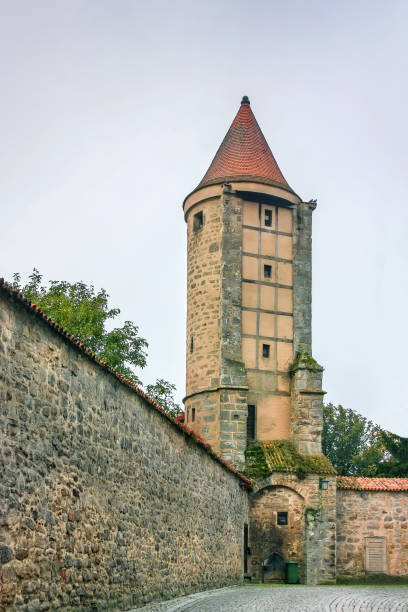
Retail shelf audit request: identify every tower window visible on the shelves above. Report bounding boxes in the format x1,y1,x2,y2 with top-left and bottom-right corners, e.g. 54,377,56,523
247,405,256,442
277,512,288,526
193,211,204,231
192,407,196,422
264,264,272,278
264,209,272,227
190,335,194,353
262,344,270,358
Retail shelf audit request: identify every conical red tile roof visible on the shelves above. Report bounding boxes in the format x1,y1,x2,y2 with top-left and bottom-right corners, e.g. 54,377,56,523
198,96,291,191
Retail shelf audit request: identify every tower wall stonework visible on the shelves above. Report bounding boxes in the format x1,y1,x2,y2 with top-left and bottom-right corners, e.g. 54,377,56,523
290,361,324,455
184,390,220,449
183,191,223,448
184,184,324,462
293,202,314,355
183,98,333,587
219,187,248,466
290,199,324,456
185,195,222,399
304,477,337,585
184,186,248,466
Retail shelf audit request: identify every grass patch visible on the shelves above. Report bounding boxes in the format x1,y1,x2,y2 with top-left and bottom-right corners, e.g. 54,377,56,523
243,582,302,587
337,573,408,586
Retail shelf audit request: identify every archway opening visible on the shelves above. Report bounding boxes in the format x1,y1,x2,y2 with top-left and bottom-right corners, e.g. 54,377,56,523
262,551,285,583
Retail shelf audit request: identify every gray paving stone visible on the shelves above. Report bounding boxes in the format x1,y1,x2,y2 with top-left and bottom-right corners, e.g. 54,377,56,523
133,585,408,612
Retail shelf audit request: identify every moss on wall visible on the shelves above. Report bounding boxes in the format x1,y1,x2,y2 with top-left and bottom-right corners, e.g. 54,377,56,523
290,351,323,374
245,439,336,480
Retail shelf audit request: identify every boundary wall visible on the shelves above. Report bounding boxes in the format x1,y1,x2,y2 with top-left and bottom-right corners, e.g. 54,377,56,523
0,284,249,611
337,486,408,577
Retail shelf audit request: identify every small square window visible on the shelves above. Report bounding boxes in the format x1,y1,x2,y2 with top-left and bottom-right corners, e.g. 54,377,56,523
264,264,272,279
264,209,272,227
193,211,203,231
277,512,288,526
262,344,270,358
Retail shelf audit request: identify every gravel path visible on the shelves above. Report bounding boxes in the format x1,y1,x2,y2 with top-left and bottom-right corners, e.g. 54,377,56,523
133,585,408,611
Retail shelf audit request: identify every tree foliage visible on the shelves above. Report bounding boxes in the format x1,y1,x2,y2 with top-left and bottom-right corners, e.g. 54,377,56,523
322,403,385,476
13,269,182,417
145,379,182,418
13,268,146,387
323,403,408,478
378,432,408,477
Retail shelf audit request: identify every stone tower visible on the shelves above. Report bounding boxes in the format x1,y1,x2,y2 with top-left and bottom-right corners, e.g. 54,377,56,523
184,97,336,584
183,96,324,467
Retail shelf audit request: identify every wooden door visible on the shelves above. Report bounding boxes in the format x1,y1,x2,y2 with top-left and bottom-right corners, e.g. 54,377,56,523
365,537,387,573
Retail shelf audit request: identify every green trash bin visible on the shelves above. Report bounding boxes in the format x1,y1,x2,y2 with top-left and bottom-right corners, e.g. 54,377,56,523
286,561,299,584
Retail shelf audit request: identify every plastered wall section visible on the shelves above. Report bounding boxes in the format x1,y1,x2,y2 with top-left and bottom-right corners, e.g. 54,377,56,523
0,294,249,611
241,201,294,440
336,490,408,576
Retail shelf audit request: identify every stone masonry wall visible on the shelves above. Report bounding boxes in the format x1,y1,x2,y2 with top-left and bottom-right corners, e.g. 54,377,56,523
0,292,249,611
290,361,324,455
249,473,336,585
183,390,220,450
249,486,304,581
293,202,314,355
184,195,222,446
184,187,248,468
337,490,408,577
218,187,248,468
185,196,222,398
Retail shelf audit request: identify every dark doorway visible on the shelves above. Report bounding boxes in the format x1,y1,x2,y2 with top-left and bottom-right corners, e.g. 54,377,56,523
244,523,249,574
262,552,285,583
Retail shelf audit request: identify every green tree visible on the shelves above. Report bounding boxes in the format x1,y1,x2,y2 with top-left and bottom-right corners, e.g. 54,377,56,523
378,432,408,477
13,269,183,417
145,379,182,418
322,403,385,476
12,268,148,386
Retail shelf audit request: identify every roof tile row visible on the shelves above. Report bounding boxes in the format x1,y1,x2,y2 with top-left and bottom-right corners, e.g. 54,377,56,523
337,477,408,491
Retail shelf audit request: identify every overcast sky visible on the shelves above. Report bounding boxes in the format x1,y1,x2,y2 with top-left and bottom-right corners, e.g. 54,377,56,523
1,0,407,434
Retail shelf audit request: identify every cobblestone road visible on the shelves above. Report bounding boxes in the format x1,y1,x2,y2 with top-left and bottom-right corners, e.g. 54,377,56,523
135,585,408,611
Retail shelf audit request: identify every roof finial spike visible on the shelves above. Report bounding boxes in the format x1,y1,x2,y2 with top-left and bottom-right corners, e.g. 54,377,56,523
241,95,250,105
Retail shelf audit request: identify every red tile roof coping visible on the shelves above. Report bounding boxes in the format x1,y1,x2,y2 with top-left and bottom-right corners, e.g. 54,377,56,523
0,278,251,490
337,477,408,491
197,96,293,193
